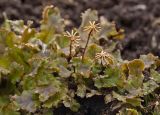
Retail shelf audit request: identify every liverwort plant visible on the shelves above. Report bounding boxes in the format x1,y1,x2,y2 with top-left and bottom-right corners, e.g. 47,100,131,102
0,5,160,115
82,21,101,61
64,30,80,62
95,50,114,66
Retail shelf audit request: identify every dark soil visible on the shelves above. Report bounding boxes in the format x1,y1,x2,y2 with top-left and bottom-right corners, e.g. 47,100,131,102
0,0,160,114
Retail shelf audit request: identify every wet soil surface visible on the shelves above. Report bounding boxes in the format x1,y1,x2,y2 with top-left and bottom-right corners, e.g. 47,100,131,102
0,0,160,114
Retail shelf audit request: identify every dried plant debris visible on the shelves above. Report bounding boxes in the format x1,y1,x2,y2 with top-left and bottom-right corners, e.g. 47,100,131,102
0,5,159,115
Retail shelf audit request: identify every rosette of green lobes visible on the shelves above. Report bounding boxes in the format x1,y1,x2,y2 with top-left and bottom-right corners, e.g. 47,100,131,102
124,59,145,92
94,66,124,88
0,4,159,115
38,5,65,44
